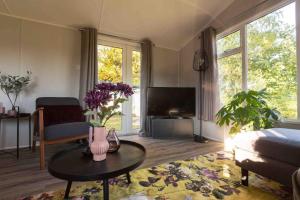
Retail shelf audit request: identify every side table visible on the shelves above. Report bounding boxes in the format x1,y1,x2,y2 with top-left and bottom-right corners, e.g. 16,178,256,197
0,113,31,159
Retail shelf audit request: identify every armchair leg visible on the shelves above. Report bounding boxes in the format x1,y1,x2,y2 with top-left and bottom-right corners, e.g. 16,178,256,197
40,142,45,170
241,168,249,186
32,139,36,152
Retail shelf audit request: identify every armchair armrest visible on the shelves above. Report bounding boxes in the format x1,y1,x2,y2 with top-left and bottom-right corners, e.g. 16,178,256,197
32,107,45,141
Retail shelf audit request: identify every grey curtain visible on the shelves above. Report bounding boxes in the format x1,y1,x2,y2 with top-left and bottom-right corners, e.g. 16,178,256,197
139,39,152,137
200,27,218,121
79,28,98,108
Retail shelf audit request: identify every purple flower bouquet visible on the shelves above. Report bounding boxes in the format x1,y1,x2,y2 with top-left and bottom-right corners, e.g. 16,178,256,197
84,82,134,127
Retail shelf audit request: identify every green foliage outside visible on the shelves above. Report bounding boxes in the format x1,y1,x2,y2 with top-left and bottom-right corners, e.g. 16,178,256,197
216,89,280,135
98,45,123,83
217,31,240,55
132,51,141,87
97,45,141,131
218,53,242,105
218,4,297,119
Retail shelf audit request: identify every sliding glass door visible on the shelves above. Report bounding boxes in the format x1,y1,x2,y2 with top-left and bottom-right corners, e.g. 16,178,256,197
97,40,141,135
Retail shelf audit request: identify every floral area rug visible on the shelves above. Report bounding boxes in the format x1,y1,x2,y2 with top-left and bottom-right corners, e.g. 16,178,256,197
20,151,291,200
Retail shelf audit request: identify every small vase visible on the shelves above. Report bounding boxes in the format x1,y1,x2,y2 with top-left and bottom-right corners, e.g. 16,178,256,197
7,107,17,117
107,128,120,153
90,127,109,161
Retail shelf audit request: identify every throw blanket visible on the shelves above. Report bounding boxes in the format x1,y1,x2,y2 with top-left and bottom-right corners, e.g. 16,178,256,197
293,169,300,200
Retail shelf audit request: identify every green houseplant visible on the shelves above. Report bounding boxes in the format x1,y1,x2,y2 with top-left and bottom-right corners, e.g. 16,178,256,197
216,89,280,136
0,71,31,115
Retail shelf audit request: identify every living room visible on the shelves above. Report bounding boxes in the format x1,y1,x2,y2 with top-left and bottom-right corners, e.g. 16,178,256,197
0,0,300,199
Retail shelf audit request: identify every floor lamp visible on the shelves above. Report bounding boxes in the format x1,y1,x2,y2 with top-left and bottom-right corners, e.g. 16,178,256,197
193,49,208,143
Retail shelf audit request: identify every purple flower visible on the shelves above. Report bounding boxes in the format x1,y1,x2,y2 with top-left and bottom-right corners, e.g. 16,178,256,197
95,82,134,98
84,90,111,109
116,83,134,97
95,83,116,91
84,82,134,127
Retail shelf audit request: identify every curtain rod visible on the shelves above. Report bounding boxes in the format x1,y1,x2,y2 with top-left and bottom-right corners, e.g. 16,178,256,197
98,32,143,44
79,28,143,43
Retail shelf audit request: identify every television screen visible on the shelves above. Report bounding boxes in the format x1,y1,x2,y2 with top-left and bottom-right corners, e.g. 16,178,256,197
147,87,196,117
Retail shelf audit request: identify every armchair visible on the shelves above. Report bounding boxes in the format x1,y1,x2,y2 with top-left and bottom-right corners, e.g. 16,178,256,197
32,97,89,169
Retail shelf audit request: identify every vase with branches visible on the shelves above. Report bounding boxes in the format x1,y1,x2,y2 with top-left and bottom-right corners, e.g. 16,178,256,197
0,71,31,115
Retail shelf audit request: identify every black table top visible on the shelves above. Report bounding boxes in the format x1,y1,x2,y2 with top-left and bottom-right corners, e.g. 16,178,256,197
48,140,146,181
0,113,31,119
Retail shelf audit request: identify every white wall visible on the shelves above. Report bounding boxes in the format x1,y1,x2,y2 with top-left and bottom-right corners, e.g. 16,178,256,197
152,46,180,87
0,14,81,149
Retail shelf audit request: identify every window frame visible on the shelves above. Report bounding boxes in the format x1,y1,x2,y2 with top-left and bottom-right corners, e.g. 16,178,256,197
217,0,298,120
98,36,141,134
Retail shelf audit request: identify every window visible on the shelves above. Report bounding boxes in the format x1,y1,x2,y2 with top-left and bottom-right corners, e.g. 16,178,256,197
217,2,297,119
217,31,243,104
98,39,141,134
218,53,243,104
217,31,241,56
132,51,141,130
98,45,123,131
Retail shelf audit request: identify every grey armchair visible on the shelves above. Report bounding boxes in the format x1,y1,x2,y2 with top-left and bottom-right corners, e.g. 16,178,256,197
32,97,89,169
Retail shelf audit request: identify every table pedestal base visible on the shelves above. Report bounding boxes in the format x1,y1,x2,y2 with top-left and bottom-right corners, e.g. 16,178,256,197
64,181,72,199
63,172,131,200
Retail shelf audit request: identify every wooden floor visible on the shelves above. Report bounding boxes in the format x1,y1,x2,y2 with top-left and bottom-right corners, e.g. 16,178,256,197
0,135,223,200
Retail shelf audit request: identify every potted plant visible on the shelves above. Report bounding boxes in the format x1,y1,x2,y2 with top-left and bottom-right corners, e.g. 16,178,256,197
84,82,134,161
0,71,31,116
216,89,280,136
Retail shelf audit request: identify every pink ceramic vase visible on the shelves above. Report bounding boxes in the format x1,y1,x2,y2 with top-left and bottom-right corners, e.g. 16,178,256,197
90,127,109,161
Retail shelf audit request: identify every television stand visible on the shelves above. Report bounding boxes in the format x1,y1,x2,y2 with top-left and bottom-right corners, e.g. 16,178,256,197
149,117,194,139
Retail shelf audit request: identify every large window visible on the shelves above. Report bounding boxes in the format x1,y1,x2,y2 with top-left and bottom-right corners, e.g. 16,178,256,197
98,39,141,134
217,2,297,119
217,31,243,104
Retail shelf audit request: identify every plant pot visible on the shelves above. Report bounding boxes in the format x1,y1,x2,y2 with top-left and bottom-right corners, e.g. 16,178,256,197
0,106,5,115
7,109,17,117
90,127,109,161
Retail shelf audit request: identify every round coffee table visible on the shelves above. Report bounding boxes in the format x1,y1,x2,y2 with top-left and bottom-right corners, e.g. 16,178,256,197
48,140,146,200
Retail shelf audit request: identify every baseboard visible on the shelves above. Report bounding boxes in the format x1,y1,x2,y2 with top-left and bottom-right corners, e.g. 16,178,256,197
202,135,224,143
0,142,40,151
0,144,31,151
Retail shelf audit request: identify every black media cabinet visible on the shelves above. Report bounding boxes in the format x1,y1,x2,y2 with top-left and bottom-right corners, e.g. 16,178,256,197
149,117,194,139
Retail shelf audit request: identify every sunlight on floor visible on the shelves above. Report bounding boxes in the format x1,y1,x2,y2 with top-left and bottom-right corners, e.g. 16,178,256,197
222,164,231,178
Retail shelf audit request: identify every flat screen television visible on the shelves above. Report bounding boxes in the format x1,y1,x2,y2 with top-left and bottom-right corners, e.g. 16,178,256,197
147,87,195,117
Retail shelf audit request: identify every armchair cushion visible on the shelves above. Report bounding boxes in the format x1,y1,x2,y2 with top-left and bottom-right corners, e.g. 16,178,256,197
36,97,80,106
44,122,89,141
42,105,85,127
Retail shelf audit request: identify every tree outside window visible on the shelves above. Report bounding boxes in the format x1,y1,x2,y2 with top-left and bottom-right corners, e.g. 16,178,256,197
217,3,297,119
